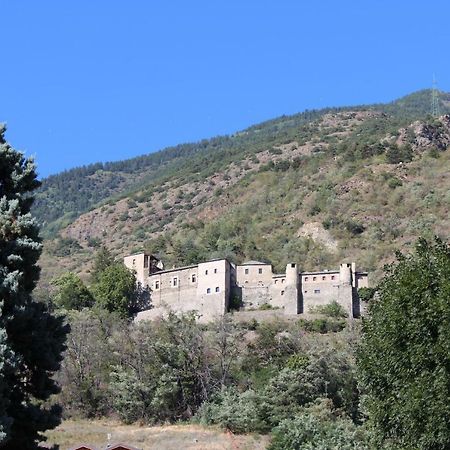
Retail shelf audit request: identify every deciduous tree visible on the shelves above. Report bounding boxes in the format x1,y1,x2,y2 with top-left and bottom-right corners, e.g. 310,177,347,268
357,237,450,450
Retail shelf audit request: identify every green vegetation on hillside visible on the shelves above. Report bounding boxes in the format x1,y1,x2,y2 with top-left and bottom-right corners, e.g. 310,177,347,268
32,90,450,292
33,89,450,240
47,237,450,449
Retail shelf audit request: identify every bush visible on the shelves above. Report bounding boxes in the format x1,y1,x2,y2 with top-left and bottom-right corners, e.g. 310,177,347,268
196,388,265,433
310,300,348,318
358,287,376,302
269,404,370,450
386,143,413,164
299,318,346,333
345,220,365,235
387,177,403,189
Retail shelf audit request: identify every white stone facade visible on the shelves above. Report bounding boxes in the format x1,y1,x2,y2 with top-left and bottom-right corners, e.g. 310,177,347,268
124,254,368,322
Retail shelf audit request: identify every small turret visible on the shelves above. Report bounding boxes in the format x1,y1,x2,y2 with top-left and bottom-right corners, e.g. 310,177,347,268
284,263,300,314
339,263,352,285
286,262,299,285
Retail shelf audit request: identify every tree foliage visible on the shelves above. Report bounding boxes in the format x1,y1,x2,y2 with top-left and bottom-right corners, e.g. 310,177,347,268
357,237,450,450
91,262,144,317
51,272,94,310
0,125,69,448
268,400,370,450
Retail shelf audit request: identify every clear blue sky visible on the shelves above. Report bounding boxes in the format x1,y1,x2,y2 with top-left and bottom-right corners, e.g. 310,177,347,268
1,1,449,178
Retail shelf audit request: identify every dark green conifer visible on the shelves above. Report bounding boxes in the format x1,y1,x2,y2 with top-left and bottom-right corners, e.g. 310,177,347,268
0,124,69,449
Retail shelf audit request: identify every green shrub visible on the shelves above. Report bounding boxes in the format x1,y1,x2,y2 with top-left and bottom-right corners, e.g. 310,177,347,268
269,407,370,450
196,388,265,433
310,300,348,318
358,287,376,302
299,318,346,333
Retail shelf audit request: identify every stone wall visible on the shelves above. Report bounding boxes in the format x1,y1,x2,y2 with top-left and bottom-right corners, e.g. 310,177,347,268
126,253,369,322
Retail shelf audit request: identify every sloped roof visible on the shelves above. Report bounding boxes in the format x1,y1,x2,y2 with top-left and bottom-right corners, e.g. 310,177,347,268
106,444,142,450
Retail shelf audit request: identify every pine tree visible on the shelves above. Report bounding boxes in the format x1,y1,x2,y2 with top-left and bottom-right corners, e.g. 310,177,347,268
90,246,114,283
0,124,69,448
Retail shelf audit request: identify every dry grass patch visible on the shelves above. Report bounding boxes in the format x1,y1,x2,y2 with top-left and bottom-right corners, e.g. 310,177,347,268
42,419,270,450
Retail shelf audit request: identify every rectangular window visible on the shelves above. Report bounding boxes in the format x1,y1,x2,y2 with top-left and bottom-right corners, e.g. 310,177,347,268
154,280,160,290
214,268,217,274
258,268,263,274
172,277,178,287
313,276,317,281
205,270,208,275
281,279,285,284
314,289,320,294
331,275,335,280
281,290,285,296
304,277,309,281
291,263,296,268
192,274,196,283
274,279,278,284
304,290,308,293
215,287,220,293
245,268,249,274
207,288,211,294
322,276,326,281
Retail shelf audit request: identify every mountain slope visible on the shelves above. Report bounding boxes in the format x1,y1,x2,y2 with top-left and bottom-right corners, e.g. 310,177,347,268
33,89,450,236
35,90,450,288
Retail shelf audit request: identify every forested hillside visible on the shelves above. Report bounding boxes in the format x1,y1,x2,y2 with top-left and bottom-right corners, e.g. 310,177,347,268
35,89,450,287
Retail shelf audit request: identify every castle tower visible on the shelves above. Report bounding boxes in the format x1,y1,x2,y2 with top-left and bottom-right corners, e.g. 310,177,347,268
339,263,352,285
124,253,150,285
283,263,300,314
339,263,354,317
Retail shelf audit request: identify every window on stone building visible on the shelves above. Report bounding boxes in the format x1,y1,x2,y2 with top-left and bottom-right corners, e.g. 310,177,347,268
205,270,208,275
192,274,196,283
281,290,285,296
214,268,217,274
215,287,220,292
245,268,249,274
322,276,326,281
304,277,309,281
281,279,285,284
291,263,296,268
132,259,136,266
172,277,178,287
207,288,211,294
314,289,320,294
331,275,335,280
313,276,317,281
304,290,308,293
274,279,278,284
154,280,160,290
258,268,263,274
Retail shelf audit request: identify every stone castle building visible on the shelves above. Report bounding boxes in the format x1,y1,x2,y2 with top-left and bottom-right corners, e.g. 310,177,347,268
124,253,369,322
